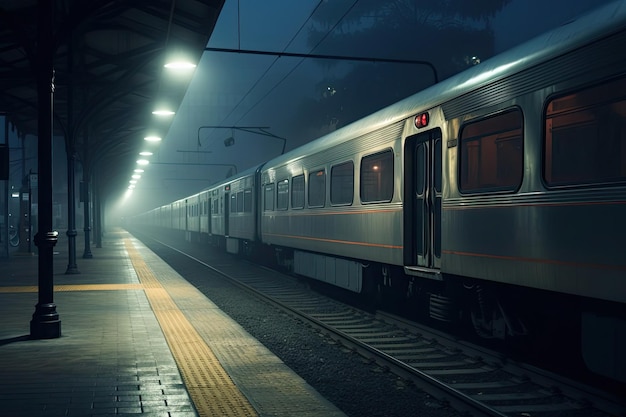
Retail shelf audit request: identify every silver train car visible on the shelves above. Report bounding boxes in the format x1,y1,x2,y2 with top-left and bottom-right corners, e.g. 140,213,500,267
206,165,263,254
134,1,626,383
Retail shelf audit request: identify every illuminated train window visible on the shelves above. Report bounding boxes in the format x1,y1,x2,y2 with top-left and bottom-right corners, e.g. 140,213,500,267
331,161,354,205
237,191,244,212
230,194,236,213
291,175,305,209
244,188,252,212
459,109,523,193
308,169,326,207
277,179,289,210
361,150,393,203
264,184,274,211
545,76,626,187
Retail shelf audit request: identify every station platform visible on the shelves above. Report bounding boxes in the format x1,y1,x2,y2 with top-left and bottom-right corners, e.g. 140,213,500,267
0,228,347,417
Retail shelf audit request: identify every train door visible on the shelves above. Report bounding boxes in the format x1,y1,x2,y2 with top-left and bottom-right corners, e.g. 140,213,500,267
184,199,189,232
207,197,212,235
197,200,201,235
404,128,442,271
224,193,230,236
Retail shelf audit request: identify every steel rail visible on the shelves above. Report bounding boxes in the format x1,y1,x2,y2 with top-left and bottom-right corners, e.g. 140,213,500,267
147,234,506,417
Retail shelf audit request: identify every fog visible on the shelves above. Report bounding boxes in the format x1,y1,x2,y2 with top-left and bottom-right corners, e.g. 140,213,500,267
119,0,613,218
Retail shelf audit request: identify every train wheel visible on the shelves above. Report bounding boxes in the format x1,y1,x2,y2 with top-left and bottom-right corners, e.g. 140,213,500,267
469,285,528,340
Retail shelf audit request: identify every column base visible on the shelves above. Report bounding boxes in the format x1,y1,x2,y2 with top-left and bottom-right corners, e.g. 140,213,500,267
65,265,81,274
30,303,61,339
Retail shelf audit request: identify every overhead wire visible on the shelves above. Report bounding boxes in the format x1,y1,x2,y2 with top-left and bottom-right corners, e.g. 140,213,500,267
214,0,325,127
214,0,360,133
232,0,361,126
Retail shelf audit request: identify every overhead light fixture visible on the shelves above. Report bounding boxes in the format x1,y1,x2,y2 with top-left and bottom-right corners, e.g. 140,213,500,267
129,180,137,184
139,151,153,156
144,136,162,142
164,61,196,70
137,159,150,166
152,110,175,116
132,174,141,179
224,128,235,147
134,169,144,173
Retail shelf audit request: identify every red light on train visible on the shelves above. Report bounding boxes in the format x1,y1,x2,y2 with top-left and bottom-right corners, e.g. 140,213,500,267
224,185,230,191
414,112,429,129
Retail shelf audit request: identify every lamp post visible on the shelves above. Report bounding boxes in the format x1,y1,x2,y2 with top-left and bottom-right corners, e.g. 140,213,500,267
197,125,287,155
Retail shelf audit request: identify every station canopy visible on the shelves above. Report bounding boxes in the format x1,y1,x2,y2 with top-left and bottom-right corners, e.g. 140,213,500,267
0,0,225,195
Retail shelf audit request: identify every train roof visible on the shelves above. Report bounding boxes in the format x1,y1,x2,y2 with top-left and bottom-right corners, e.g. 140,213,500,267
204,163,265,192
262,0,626,170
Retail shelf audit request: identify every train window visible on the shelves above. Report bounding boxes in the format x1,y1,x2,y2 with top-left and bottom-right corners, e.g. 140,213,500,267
331,161,354,205
244,189,252,212
361,150,394,203
237,191,244,212
308,169,326,207
291,175,305,209
544,77,626,187
459,109,523,193
264,184,275,211
230,194,237,213
277,179,289,210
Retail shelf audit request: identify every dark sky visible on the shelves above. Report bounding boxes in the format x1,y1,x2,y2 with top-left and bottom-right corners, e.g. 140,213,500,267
121,0,615,216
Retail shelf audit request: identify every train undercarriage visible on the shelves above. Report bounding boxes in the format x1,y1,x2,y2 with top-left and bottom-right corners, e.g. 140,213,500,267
367,262,626,388
263,243,626,388
187,230,624,388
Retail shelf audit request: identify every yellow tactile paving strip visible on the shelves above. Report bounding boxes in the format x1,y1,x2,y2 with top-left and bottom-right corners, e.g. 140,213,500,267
0,283,143,293
124,239,258,417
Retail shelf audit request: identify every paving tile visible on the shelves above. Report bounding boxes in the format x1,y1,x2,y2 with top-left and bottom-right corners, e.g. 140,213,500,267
0,233,197,417
0,230,347,417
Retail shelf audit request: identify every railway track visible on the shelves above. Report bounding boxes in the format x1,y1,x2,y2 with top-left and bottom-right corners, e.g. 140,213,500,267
133,230,625,417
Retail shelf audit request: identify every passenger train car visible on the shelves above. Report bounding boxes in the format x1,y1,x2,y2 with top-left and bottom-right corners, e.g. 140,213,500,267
134,2,626,383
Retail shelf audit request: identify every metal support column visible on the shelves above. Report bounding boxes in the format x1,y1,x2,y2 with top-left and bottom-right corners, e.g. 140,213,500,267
94,170,102,248
65,25,79,273
82,177,92,259
30,0,61,339
1,115,8,258
66,149,79,272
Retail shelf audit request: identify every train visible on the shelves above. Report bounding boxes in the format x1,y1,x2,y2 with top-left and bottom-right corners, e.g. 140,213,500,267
133,1,626,383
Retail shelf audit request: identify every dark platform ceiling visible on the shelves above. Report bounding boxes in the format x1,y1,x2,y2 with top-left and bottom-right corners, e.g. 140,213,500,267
0,0,225,196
